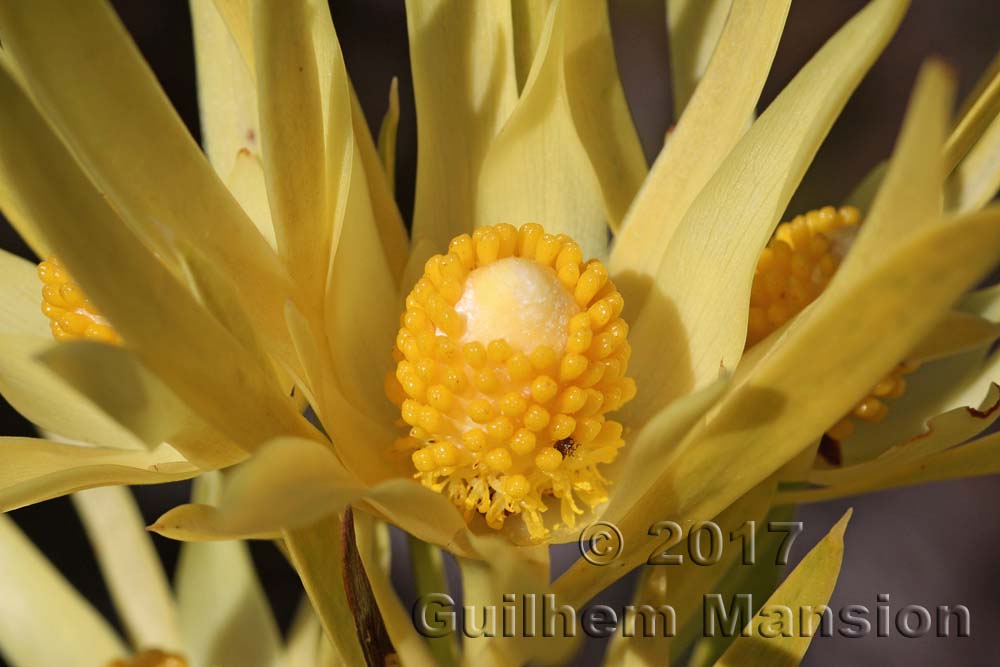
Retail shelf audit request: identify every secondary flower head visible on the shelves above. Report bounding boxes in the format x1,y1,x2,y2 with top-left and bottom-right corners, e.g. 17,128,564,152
745,205,919,446
38,256,120,345
390,224,634,538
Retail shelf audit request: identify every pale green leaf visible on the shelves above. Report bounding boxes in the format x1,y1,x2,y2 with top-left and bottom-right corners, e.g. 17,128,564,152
712,511,851,667
0,514,126,667
72,486,182,652
175,473,283,667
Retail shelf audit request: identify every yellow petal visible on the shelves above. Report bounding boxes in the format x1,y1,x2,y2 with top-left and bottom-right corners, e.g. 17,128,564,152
712,510,851,667
0,514,127,667
907,310,1000,364
626,0,908,424
39,339,248,469
0,66,317,451
226,147,277,250
556,205,1000,605
476,0,647,258
559,2,648,233
151,437,362,540
175,473,283,667
836,60,952,278
683,449,818,664
149,437,477,560
946,112,1000,214
0,161,49,259
284,301,399,485
350,83,411,288
0,248,56,338
190,0,282,254
0,2,296,363
353,511,439,667
612,0,788,286
359,478,472,556
323,139,399,426
252,0,329,306
72,486,182,652
944,48,1000,173
666,0,733,120
0,336,146,452
310,14,401,420
0,438,195,513
283,514,368,666
208,0,255,77
782,430,1000,504
190,0,260,178
305,0,408,285
405,0,518,253
377,77,400,196
511,0,553,90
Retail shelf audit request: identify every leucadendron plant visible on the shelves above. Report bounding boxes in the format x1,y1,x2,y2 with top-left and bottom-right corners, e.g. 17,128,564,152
0,0,998,665
0,475,336,667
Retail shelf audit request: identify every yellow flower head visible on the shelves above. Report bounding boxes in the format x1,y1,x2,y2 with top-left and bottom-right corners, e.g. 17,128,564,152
390,224,634,538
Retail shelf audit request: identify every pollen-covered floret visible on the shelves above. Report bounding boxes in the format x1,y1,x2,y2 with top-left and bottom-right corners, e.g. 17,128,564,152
387,224,635,540
747,206,918,445
38,256,121,345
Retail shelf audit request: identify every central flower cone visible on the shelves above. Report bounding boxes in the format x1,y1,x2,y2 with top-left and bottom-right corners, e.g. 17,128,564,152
388,224,635,540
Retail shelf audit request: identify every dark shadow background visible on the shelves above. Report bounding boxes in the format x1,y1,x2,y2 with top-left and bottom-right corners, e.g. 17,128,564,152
2,1,999,666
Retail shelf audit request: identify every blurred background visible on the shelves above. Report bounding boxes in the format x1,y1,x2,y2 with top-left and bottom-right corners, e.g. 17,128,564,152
2,1,1000,665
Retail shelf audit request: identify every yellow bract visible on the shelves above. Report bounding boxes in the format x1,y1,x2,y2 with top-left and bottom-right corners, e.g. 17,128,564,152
105,649,188,667
390,224,635,539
